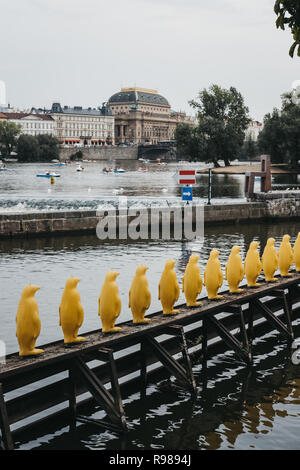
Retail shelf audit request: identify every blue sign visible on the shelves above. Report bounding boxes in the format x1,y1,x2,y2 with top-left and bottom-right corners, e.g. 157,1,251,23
182,187,193,201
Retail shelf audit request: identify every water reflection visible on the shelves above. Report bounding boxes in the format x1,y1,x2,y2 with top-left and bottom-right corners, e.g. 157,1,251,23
17,324,300,450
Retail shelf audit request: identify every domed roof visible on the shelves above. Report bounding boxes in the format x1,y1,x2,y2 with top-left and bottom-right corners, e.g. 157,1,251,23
108,88,170,107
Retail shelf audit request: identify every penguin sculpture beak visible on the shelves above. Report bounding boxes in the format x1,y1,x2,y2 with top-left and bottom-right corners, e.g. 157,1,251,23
34,286,40,292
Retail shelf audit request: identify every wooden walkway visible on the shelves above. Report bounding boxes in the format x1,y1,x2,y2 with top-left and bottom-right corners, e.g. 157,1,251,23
1,272,300,449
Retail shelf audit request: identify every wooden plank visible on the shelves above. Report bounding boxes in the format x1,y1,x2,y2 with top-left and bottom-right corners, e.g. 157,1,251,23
1,273,299,381
9,303,300,441
252,298,293,339
2,280,300,429
72,357,127,430
3,294,297,425
0,384,13,450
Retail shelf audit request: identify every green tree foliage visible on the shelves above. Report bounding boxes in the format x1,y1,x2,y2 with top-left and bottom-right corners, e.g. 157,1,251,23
36,134,60,161
16,135,40,162
175,85,250,166
274,0,300,57
0,120,21,158
240,136,259,161
69,150,83,161
16,134,60,162
258,93,300,167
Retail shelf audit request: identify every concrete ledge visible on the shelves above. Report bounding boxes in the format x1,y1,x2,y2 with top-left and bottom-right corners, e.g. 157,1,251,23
0,199,299,239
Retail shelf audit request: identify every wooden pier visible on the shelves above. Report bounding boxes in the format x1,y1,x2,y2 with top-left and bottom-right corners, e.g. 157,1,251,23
1,272,300,450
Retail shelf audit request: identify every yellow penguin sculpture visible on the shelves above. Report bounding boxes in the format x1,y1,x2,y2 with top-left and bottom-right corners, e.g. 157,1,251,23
129,265,151,323
278,234,294,277
294,232,300,272
204,250,223,299
99,271,122,333
182,254,203,306
244,241,262,287
159,260,180,314
59,277,85,344
16,285,44,357
262,238,279,282
225,246,244,293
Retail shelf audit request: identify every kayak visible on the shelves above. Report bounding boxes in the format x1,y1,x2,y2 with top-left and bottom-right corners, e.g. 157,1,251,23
54,163,66,166
114,169,126,173
36,174,60,178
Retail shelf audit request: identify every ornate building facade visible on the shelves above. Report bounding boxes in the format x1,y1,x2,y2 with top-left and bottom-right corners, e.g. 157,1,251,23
107,87,194,144
49,103,115,146
0,112,54,136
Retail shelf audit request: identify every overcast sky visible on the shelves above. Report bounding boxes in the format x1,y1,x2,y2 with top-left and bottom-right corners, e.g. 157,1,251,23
1,0,300,121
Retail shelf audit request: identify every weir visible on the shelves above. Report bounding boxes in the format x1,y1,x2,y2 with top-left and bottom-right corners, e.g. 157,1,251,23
0,198,299,239
1,272,300,450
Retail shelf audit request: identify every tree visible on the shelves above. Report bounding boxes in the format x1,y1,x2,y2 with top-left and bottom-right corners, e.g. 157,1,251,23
16,134,60,162
37,134,60,161
0,120,21,158
174,123,206,161
242,136,259,161
274,0,300,57
69,150,83,161
258,93,300,167
16,135,40,162
175,84,250,166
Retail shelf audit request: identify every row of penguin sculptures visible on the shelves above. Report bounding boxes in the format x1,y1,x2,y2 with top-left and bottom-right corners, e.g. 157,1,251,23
15,233,300,357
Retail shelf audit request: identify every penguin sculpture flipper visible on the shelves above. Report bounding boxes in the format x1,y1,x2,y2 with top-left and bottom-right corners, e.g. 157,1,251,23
175,280,180,301
198,275,203,293
98,296,102,319
145,290,151,310
77,302,84,328
128,288,131,308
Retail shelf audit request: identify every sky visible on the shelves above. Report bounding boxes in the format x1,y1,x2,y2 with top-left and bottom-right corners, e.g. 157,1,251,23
1,0,300,121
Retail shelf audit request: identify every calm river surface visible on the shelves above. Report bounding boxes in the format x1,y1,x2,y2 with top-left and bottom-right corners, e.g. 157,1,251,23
0,160,297,211
1,160,300,450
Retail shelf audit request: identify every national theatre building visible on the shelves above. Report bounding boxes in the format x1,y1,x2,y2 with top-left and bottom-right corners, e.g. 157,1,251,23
107,87,194,145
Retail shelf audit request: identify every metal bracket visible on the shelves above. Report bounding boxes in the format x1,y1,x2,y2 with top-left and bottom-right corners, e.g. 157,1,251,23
71,355,127,432
206,312,252,364
223,303,252,362
144,328,197,393
269,289,294,339
252,297,294,340
0,383,14,450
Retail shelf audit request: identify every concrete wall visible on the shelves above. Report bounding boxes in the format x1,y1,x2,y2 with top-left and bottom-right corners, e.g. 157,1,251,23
59,146,138,161
1,199,299,239
251,192,300,219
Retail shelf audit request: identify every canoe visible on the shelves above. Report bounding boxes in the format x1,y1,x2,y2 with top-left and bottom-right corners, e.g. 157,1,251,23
36,174,60,178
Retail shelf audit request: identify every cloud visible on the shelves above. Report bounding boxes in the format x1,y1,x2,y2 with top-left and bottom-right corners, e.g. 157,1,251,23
0,0,298,121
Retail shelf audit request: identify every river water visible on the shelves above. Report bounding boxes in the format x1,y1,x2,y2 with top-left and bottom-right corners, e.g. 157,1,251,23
0,160,298,211
1,160,300,450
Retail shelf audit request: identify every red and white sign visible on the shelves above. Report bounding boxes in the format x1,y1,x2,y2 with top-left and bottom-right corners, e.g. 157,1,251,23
178,170,196,185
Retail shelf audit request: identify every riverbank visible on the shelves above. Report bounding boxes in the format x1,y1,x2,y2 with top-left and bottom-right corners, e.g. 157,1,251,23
59,146,138,161
197,163,300,175
0,195,299,238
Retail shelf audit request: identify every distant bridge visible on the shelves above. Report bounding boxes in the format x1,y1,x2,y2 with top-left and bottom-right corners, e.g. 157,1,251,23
137,142,177,160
